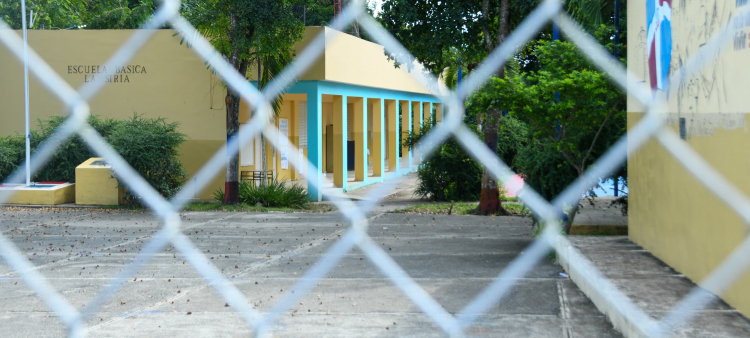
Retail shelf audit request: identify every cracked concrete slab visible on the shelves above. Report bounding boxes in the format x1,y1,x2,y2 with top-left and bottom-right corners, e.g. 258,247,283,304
1,208,621,337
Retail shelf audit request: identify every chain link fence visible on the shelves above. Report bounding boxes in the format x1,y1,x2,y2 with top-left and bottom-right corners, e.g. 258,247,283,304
1,0,749,337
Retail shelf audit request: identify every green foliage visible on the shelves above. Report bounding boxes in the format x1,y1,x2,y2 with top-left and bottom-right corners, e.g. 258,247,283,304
380,0,536,76
379,0,484,75
106,115,187,200
1,0,155,30
0,132,26,181
0,0,87,29
85,0,156,29
405,123,483,201
463,39,626,210
496,114,530,169
415,146,482,201
214,179,308,209
472,41,625,189
0,115,187,200
404,110,529,202
513,140,579,201
0,116,118,182
566,0,626,32
291,0,333,26
181,0,304,66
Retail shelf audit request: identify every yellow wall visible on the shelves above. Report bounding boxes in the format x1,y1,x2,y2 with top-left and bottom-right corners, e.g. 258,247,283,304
628,113,750,317
323,27,436,95
0,30,226,200
628,0,750,317
244,27,442,95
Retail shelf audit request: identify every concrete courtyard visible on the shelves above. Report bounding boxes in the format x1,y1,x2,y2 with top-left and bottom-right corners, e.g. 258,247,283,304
0,207,622,337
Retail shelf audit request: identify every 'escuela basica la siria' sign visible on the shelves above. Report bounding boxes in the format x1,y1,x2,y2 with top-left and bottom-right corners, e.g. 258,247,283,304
67,64,147,83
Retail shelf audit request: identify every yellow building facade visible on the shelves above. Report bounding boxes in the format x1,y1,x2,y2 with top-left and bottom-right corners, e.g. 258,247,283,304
0,27,442,201
628,0,750,317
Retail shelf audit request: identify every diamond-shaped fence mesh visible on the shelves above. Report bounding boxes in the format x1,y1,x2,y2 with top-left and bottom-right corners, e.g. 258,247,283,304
0,0,749,337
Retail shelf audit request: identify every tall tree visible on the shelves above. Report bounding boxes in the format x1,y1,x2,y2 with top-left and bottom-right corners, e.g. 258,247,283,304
475,40,625,233
182,0,304,204
380,0,484,75
381,0,532,214
475,0,512,215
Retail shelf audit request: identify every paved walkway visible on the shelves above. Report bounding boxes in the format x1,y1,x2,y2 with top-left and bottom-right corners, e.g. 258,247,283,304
564,236,750,337
570,197,628,235
0,208,622,337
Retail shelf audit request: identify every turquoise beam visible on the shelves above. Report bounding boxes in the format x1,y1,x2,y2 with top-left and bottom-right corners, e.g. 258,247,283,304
300,82,323,201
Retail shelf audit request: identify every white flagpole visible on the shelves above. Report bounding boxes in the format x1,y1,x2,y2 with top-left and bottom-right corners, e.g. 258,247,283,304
21,0,30,186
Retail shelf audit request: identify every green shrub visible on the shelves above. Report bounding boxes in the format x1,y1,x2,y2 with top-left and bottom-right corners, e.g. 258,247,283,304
0,115,187,200
214,179,309,209
404,123,482,201
0,133,26,180
414,136,483,201
404,113,529,202
106,115,187,200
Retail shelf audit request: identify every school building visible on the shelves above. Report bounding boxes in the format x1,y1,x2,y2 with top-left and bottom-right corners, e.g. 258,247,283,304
0,27,444,202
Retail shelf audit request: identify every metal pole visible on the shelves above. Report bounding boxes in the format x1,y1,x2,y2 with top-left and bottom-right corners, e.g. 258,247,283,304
21,0,31,186
458,58,462,120
614,0,620,59
613,0,620,197
458,66,462,91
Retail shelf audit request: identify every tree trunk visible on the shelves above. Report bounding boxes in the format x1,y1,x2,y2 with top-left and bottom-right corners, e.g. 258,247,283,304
261,135,267,186
477,108,509,215
562,199,581,234
477,0,510,215
258,57,268,187
223,53,248,204
224,86,241,205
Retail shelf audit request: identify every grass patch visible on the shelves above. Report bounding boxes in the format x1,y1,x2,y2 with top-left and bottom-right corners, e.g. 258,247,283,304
392,202,529,216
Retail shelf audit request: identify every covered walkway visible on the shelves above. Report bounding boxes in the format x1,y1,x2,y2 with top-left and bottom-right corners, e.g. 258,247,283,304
237,26,446,201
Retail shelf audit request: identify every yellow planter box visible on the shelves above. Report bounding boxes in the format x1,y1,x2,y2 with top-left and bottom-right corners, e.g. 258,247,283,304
75,158,124,205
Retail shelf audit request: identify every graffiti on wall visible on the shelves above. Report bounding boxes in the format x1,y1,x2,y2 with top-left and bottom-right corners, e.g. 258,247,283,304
647,0,673,92
633,0,747,136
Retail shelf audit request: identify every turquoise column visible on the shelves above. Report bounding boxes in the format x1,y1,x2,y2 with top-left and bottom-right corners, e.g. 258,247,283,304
352,96,370,182
333,95,348,190
304,84,322,201
407,99,413,168
393,99,400,174
377,98,385,177
418,101,424,162
342,95,348,190
428,102,433,125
